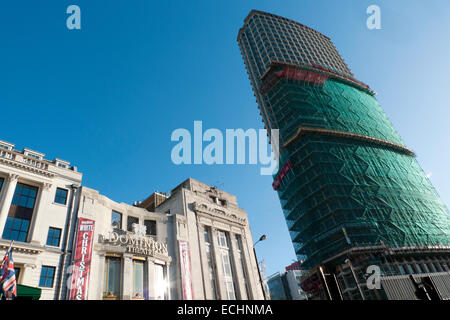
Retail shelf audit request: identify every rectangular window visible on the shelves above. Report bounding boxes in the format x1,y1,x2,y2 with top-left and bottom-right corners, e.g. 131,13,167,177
398,265,406,275
127,216,139,231
54,188,68,205
235,234,250,299
14,267,21,283
103,257,121,299
204,227,217,299
2,183,38,242
111,211,122,229
39,266,56,287
46,227,62,247
133,260,144,299
217,230,237,300
0,177,4,193
144,220,157,236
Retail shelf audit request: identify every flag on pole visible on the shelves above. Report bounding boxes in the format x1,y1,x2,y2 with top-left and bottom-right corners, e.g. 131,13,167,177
0,243,17,300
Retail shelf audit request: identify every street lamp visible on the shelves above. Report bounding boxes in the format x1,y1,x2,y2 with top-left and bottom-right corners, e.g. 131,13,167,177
254,235,267,246
253,234,267,300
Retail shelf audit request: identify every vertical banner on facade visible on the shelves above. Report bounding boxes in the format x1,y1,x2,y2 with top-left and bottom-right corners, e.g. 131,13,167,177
178,240,193,300
68,218,95,300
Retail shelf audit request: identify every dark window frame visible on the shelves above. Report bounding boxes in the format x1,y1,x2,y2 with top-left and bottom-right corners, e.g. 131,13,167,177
144,220,157,236
127,216,139,232
54,187,68,205
46,227,62,247
111,211,122,230
39,266,56,288
3,183,38,242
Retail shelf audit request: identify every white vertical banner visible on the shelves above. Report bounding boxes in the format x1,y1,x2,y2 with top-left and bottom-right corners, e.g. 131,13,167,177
178,240,193,300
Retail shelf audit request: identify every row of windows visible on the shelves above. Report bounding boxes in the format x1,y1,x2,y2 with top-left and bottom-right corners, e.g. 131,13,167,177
0,178,69,206
1,181,69,243
16,265,56,288
203,227,250,300
111,210,157,236
103,256,167,300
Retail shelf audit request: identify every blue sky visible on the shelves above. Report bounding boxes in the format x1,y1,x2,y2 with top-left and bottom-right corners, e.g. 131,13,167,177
1,0,449,277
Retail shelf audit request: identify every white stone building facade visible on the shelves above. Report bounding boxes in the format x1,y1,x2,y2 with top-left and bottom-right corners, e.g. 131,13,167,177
0,139,264,300
0,139,82,300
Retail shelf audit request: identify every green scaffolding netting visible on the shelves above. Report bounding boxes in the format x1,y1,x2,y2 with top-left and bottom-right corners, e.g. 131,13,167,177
265,74,450,269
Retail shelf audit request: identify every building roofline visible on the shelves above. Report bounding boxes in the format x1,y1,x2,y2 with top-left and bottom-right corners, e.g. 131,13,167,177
237,9,331,42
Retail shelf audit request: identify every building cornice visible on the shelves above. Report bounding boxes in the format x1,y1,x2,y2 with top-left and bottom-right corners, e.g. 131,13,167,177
0,151,56,178
193,202,247,226
0,241,44,255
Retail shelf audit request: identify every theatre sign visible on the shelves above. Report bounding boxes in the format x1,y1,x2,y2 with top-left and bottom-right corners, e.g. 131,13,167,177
100,224,169,257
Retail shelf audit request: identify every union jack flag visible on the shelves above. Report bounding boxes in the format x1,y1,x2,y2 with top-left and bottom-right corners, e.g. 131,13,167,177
0,245,17,300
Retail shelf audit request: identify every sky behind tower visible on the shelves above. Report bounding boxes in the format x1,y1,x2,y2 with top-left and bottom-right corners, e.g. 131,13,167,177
1,0,449,276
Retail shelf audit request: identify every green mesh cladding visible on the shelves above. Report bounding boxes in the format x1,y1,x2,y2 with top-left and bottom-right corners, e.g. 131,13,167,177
267,78,450,269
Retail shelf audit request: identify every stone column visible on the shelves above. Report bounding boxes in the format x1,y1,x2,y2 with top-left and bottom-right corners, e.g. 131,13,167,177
241,230,263,300
96,253,106,300
29,182,52,244
165,262,171,300
197,223,210,299
211,227,226,299
146,257,156,300
229,231,247,299
21,263,37,286
0,173,19,237
122,254,133,300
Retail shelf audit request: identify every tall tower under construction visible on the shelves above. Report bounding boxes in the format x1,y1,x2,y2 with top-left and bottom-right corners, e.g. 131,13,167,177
238,10,450,300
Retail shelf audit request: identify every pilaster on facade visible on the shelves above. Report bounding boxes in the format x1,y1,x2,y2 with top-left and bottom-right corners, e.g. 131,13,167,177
122,253,133,300
29,182,53,244
210,227,227,300
0,173,19,236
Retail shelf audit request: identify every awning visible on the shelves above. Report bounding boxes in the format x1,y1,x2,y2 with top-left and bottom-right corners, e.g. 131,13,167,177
16,284,41,300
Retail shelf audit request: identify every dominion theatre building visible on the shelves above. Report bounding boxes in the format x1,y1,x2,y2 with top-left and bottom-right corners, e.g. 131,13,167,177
238,10,450,300
0,139,264,300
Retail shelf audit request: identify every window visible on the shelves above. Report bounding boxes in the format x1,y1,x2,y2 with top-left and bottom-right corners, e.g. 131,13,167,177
415,263,423,274
2,183,38,242
46,227,62,247
235,234,250,299
217,230,237,300
111,211,122,229
217,231,228,247
133,260,144,299
204,227,218,299
219,199,227,206
39,266,56,287
144,220,157,236
406,264,415,274
103,257,121,299
54,188,68,205
0,177,3,193
14,267,20,283
210,196,217,204
398,265,406,275
127,216,139,232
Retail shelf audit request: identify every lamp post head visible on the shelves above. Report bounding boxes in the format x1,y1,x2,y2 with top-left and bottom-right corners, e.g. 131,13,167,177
259,235,267,241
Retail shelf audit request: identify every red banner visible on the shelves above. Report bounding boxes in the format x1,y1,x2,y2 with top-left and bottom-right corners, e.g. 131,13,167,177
178,240,193,300
68,218,95,300
275,68,329,85
272,160,294,190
